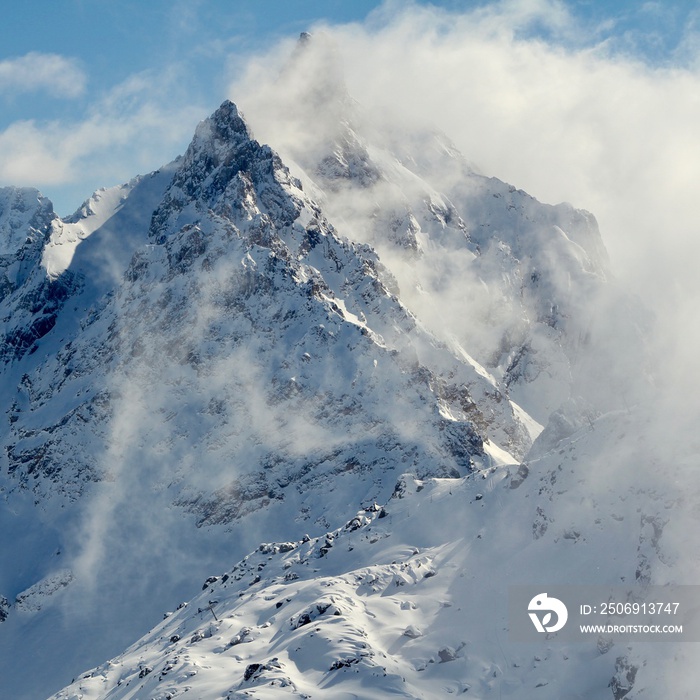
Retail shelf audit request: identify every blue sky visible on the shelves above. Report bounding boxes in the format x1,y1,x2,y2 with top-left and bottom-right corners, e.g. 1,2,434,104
0,0,698,219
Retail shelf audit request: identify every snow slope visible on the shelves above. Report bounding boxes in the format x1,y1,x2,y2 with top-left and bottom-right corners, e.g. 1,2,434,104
49,401,698,699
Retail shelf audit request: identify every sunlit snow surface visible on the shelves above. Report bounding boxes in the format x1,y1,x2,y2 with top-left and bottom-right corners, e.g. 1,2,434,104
42,185,130,279
48,406,698,699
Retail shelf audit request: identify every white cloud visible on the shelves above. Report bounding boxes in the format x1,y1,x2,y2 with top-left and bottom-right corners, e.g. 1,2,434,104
0,52,87,98
229,0,700,336
0,67,205,212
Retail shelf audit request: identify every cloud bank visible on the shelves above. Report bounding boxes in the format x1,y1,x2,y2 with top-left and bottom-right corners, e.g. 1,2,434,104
223,1,700,429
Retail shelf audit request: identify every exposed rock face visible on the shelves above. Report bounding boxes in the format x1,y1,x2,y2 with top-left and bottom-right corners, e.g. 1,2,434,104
610,655,638,700
0,595,9,623
0,187,71,364
0,187,55,296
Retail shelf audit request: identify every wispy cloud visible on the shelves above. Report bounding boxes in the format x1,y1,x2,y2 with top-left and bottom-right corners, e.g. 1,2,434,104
0,52,87,98
229,0,700,337
0,67,205,211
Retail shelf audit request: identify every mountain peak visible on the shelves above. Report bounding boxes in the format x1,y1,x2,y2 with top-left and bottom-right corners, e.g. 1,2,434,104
0,186,57,302
185,99,253,170
281,30,348,110
0,186,55,258
149,99,304,241
206,99,249,140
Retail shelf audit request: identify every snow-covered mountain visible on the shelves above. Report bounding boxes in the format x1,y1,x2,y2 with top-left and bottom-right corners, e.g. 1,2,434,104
0,35,690,700
0,100,525,700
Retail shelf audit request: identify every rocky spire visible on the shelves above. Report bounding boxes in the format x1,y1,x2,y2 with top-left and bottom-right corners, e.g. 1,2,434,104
149,100,302,242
